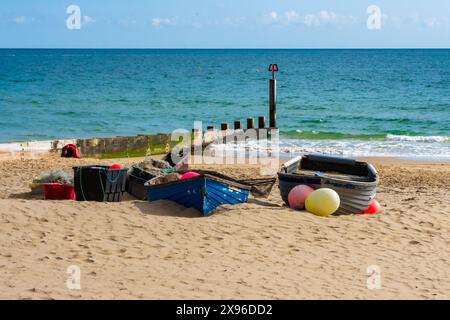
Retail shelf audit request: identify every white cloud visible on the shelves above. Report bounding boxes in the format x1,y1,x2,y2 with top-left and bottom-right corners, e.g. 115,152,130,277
151,17,177,28
303,10,343,27
82,16,95,26
284,10,300,23
263,10,300,25
264,9,448,30
420,16,448,29
263,10,354,27
13,16,26,24
424,18,439,29
384,13,448,29
303,14,319,27
269,11,278,21
262,11,278,24
319,10,338,22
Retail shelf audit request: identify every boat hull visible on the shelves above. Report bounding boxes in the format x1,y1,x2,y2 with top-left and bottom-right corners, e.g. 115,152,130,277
147,175,250,216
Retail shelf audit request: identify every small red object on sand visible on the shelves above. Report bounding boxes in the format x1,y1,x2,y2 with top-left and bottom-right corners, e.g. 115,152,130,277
180,172,200,180
44,183,75,200
362,199,381,214
109,164,123,170
61,144,81,159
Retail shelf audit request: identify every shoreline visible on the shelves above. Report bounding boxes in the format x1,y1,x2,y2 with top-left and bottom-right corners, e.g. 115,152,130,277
357,156,450,165
2,149,449,165
1,137,449,163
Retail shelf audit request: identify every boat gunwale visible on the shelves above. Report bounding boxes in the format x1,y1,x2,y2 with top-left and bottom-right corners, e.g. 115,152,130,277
145,173,252,191
278,171,378,187
278,156,379,187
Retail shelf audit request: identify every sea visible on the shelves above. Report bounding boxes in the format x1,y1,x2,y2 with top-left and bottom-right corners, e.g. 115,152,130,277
0,49,449,160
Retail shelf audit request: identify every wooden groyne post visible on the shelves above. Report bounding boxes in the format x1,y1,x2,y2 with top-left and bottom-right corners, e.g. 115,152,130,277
246,118,255,129
258,116,266,129
268,64,278,128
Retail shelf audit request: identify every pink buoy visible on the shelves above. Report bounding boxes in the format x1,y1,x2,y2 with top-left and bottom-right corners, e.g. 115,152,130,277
180,172,200,180
363,199,382,214
288,185,315,210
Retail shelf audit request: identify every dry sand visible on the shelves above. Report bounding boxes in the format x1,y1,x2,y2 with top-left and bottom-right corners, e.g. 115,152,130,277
0,153,449,300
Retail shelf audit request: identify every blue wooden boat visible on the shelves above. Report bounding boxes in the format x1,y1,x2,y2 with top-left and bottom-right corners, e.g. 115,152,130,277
146,174,251,216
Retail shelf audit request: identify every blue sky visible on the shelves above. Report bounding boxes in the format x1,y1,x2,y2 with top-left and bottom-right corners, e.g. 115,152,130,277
1,0,449,48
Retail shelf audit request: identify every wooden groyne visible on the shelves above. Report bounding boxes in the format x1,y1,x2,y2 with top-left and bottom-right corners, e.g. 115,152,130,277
1,120,278,160
76,120,277,159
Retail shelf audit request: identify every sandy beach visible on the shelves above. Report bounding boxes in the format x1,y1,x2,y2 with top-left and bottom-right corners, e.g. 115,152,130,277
0,153,448,300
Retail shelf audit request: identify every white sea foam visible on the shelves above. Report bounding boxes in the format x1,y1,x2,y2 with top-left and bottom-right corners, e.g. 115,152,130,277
0,139,76,153
212,137,450,161
386,134,449,143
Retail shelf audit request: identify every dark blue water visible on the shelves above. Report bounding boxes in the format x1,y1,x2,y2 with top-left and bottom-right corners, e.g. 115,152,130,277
0,49,449,158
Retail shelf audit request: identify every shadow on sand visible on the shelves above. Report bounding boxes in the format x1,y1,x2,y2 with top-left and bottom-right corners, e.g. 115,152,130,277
134,200,202,218
9,192,43,200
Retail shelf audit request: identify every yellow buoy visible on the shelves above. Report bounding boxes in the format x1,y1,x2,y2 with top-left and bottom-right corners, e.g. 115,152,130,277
305,188,340,217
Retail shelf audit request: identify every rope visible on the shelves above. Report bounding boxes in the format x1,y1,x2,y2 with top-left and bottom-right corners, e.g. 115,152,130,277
99,169,106,200
79,167,86,201
105,169,122,184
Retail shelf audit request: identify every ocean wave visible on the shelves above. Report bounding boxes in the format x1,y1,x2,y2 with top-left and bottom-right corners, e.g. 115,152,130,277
281,130,450,143
386,134,449,143
212,137,450,160
281,130,386,140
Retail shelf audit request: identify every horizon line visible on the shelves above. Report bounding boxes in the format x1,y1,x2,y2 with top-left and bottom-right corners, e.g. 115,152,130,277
1,47,450,50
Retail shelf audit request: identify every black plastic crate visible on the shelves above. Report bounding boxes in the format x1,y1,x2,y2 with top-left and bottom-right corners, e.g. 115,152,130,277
127,174,148,200
73,166,128,202
131,165,158,181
